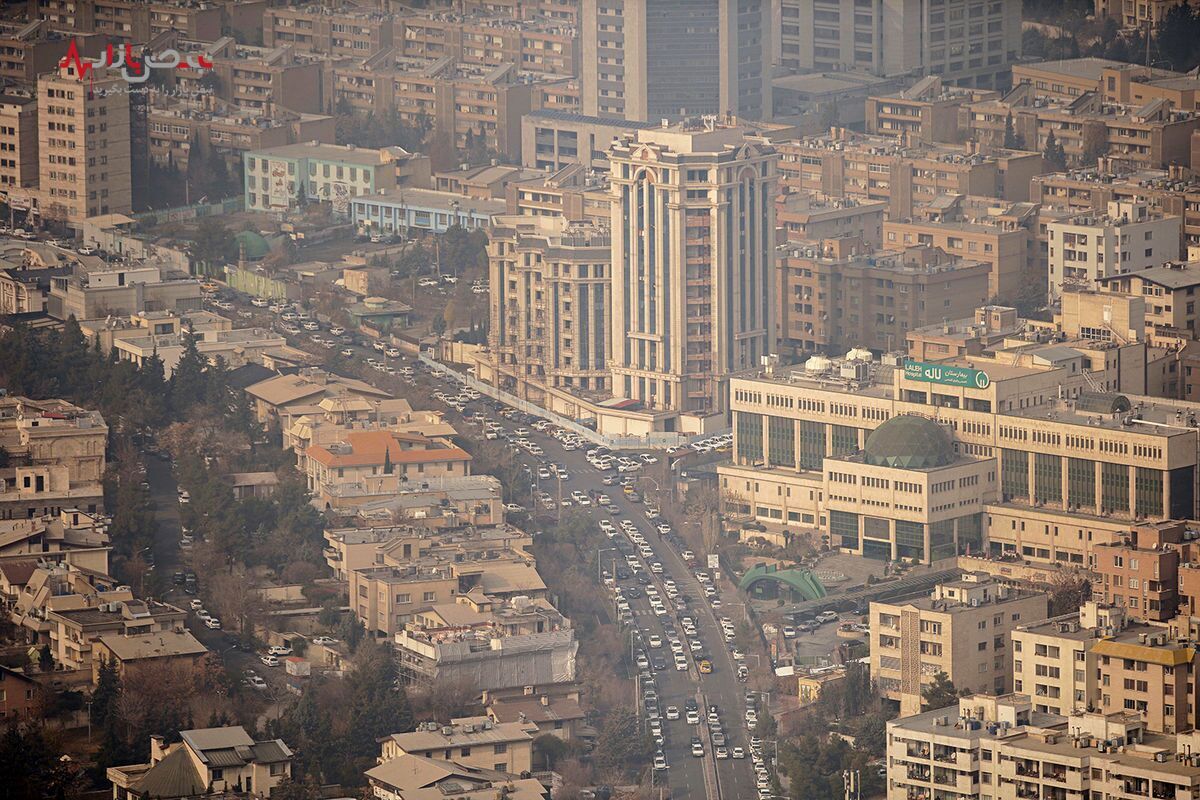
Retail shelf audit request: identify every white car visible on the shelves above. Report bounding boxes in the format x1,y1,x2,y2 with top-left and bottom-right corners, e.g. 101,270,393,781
268,645,293,656
204,617,221,629
260,654,280,667
244,675,268,690
311,636,337,646
640,453,659,464
418,277,439,287
250,297,269,308
386,348,402,358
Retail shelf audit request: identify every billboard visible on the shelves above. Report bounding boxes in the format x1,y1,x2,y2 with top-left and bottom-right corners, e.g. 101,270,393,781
903,359,990,390
269,160,288,208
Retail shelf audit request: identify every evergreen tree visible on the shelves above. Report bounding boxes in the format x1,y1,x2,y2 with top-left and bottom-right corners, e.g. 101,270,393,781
1043,129,1067,171
922,670,960,710
1002,112,1024,149
170,334,208,413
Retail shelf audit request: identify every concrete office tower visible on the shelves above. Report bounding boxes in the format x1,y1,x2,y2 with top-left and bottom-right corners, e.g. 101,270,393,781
581,0,769,122
37,63,131,222
779,0,1021,89
608,120,777,420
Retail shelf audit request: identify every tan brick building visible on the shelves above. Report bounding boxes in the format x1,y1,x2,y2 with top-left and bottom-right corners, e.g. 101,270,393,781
37,64,131,222
871,573,1048,716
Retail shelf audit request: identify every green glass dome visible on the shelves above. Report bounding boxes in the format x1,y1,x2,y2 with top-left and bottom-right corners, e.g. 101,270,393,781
234,230,272,260
863,414,954,469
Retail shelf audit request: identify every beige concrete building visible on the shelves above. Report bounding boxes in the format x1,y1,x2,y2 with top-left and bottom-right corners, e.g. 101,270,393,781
774,133,1043,215
378,717,538,775
1047,200,1181,298
0,95,38,210
37,64,131,222
487,216,611,400
870,573,1047,716
521,110,657,173
1097,261,1200,337
887,694,1200,800
263,6,392,57
777,194,886,248
778,0,1021,89
580,0,769,121
865,77,990,144
1011,601,1127,716
776,238,990,357
883,194,1039,301
607,122,777,419
108,727,292,800
721,305,1200,567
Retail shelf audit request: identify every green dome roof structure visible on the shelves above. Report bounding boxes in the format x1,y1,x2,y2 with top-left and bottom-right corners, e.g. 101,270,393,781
863,414,954,469
234,230,272,260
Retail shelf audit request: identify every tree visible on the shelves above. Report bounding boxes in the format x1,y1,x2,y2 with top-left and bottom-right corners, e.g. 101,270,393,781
170,334,208,413
37,643,53,672
922,671,960,710
1156,4,1200,71
1049,571,1092,615
1043,129,1067,171
190,216,235,272
1080,123,1108,167
593,707,651,776
1003,112,1024,149
534,734,570,770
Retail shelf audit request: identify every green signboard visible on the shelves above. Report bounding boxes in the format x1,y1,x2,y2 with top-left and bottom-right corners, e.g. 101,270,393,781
903,360,991,389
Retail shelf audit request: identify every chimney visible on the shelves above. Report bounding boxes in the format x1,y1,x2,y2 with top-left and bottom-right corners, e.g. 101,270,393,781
540,695,549,707
150,735,167,764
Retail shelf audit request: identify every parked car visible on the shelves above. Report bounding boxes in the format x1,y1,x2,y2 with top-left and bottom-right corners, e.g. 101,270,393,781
260,654,280,667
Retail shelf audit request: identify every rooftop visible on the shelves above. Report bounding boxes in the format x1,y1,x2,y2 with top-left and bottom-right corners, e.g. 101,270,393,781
248,142,396,166
1097,261,1200,290
95,630,207,661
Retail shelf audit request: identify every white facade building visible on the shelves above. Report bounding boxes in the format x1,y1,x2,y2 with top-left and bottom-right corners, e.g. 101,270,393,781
1047,200,1181,299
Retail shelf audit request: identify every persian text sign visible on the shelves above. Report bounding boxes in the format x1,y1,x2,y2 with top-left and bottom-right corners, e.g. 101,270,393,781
903,360,991,389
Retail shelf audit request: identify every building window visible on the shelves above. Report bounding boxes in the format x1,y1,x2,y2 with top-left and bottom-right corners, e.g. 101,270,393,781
1001,449,1029,500
1101,463,1129,513
1067,458,1095,510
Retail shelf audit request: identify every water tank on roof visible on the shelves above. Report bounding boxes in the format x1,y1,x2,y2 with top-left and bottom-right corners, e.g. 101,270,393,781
805,356,831,373
845,347,873,362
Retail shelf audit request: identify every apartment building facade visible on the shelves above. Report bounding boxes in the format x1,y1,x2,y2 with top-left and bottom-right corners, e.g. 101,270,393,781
778,0,1022,89
870,573,1047,716
776,238,990,356
37,63,131,222
0,95,38,207
488,216,612,400
580,0,769,122
607,123,776,418
1047,200,1181,298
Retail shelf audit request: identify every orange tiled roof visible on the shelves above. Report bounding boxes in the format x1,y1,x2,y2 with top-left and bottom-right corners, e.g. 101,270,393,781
306,430,471,468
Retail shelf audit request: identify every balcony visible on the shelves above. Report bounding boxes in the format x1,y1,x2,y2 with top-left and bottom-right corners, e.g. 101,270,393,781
906,746,931,759
933,750,958,764
1016,763,1039,778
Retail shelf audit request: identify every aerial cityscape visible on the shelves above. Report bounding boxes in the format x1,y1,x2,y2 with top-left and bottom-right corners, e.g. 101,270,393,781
5,1,1200,799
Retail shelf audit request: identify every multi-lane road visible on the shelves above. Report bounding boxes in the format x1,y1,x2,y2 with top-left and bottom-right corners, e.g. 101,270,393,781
429,375,767,799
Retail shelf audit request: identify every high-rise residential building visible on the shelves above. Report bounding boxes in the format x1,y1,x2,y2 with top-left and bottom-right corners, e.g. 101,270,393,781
37,63,131,222
607,121,777,417
487,216,613,400
779,0,1022,89
580,0,769,122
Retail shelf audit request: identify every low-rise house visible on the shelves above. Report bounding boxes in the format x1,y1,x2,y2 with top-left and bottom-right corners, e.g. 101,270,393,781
302,430,472,511
243,369,392,430
44,599,187,674
229,472,280,501
92,629,208,683
366,753,547,800
0,665,42,721
486,693,585,742
394,594,576,691
8,559,127,645
379,716,539,774
108,727,292,800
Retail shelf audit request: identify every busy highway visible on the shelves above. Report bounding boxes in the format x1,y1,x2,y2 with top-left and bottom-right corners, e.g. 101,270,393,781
423,367,776,800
